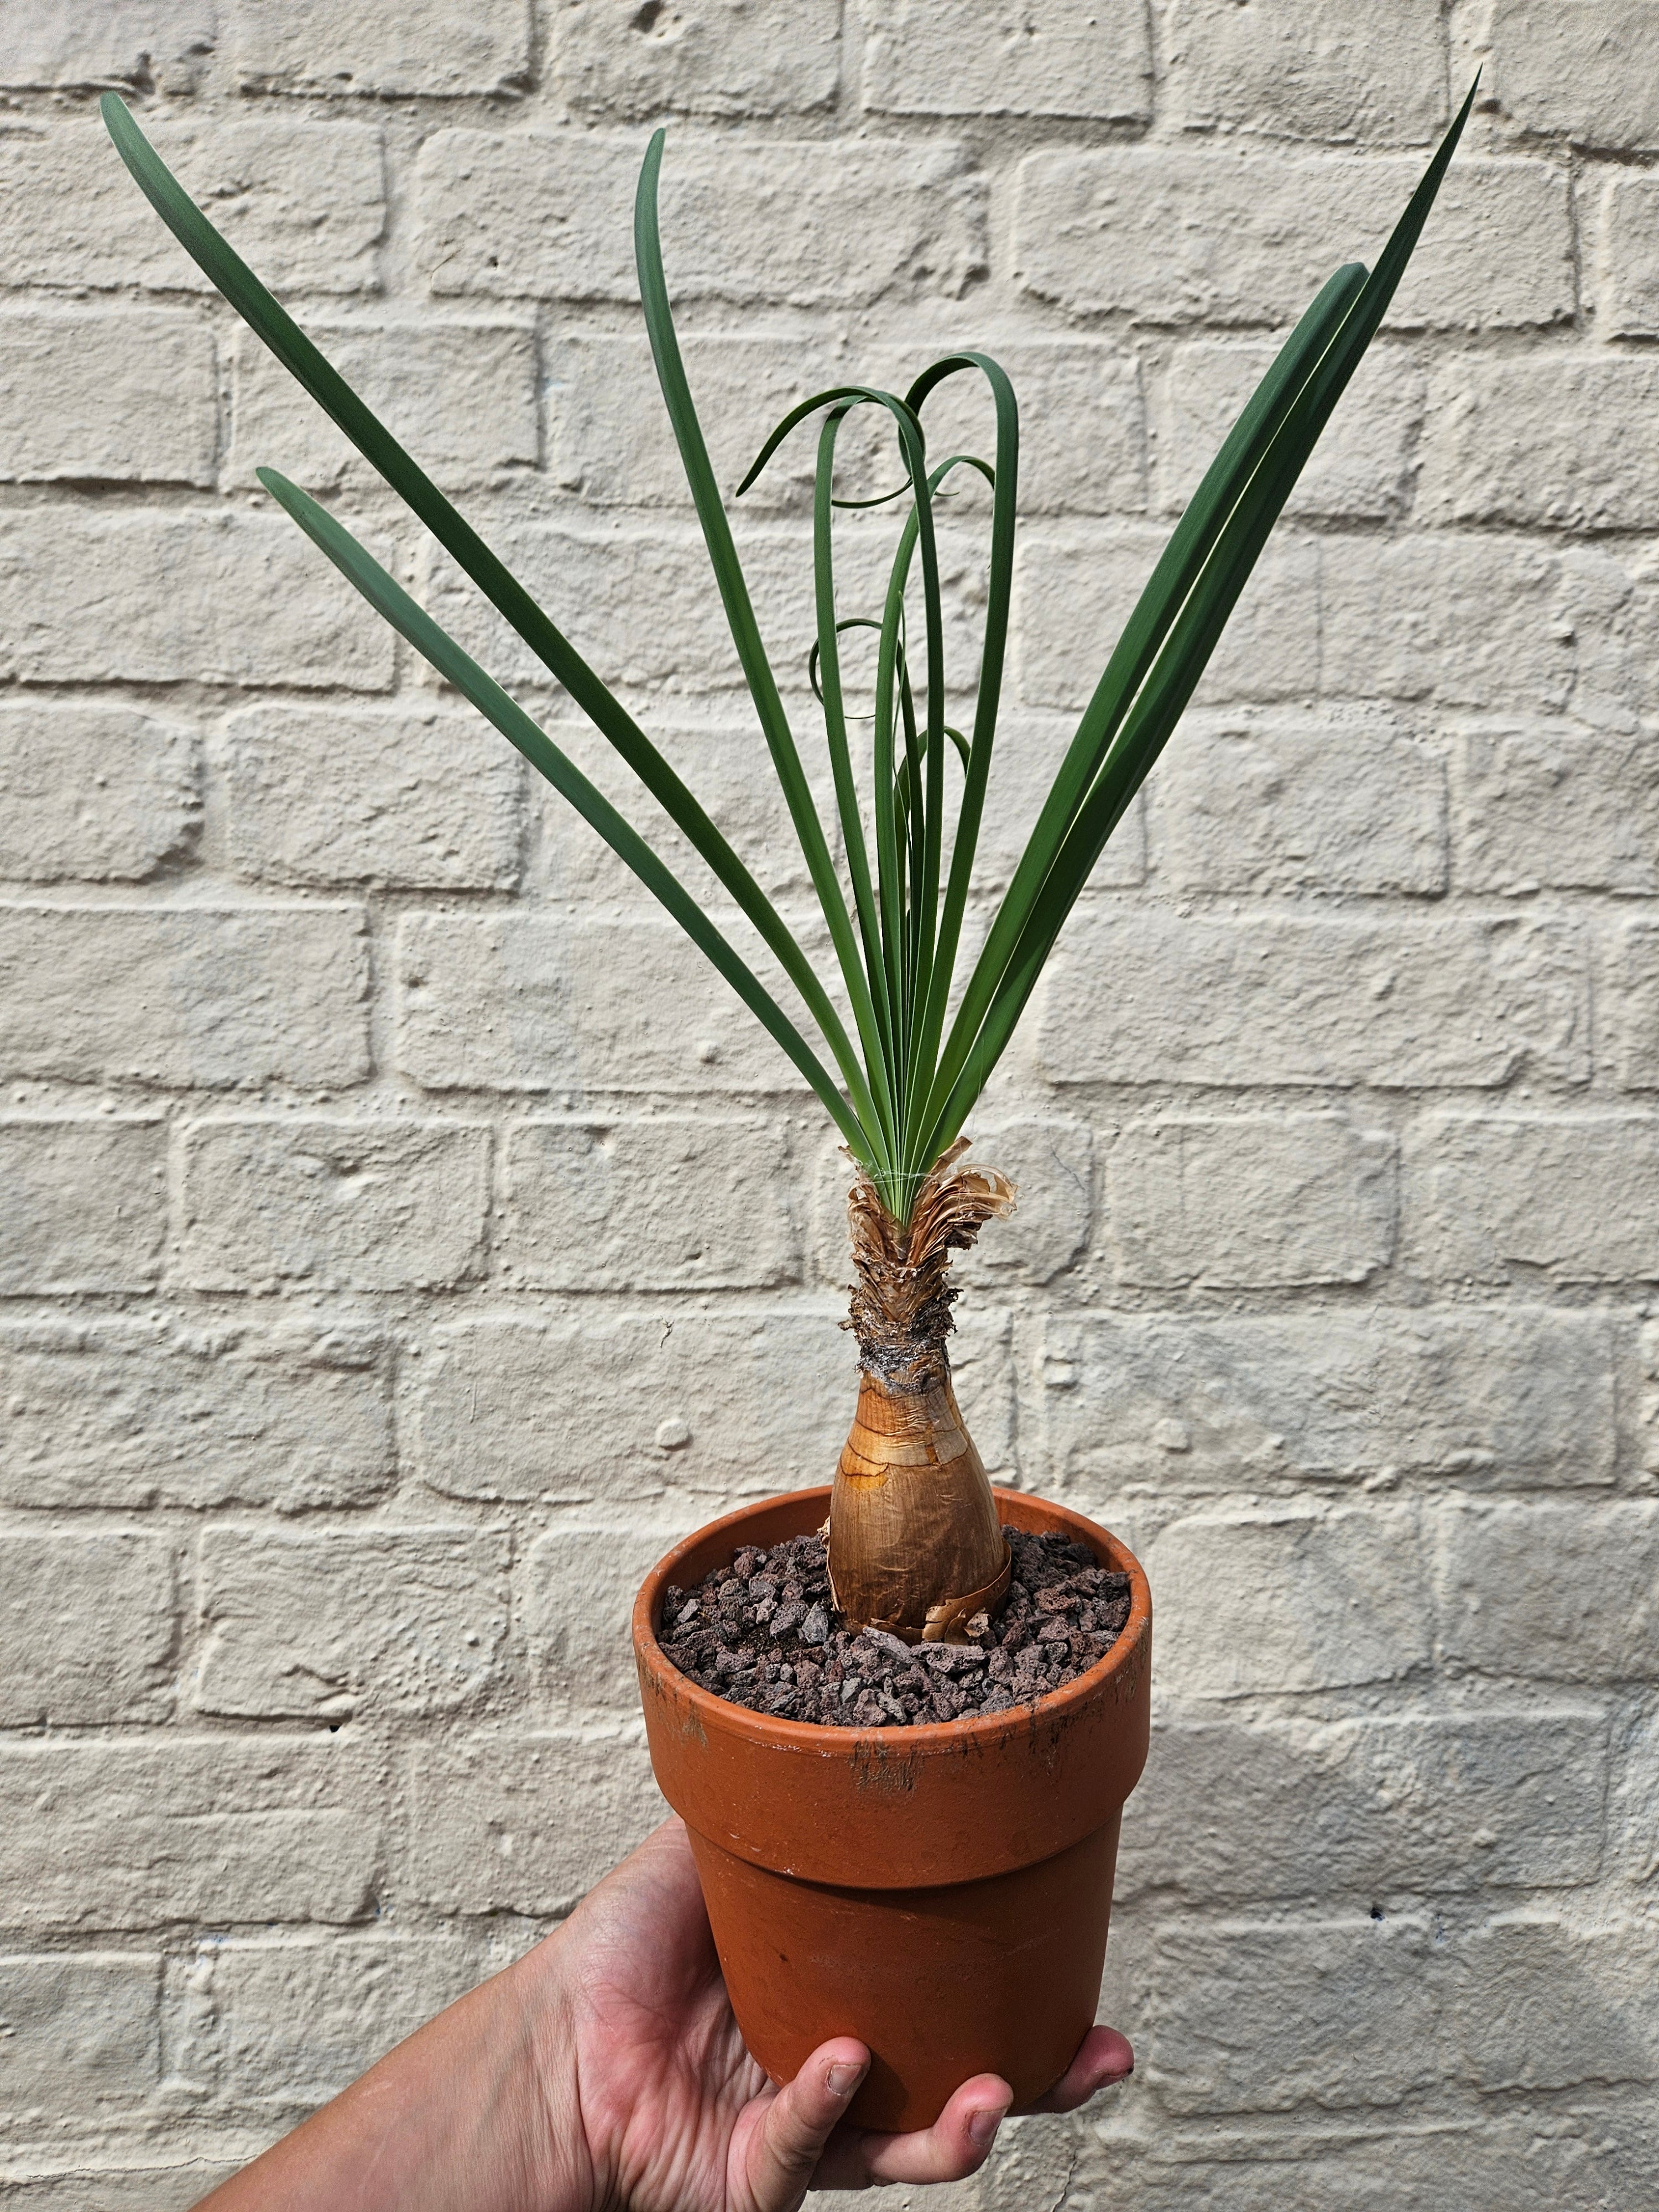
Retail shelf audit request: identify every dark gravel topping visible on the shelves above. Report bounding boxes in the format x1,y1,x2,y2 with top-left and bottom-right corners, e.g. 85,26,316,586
657,1526,1132,1729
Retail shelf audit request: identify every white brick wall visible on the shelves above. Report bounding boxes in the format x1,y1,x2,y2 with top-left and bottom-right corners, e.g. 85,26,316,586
2,4,1655,2200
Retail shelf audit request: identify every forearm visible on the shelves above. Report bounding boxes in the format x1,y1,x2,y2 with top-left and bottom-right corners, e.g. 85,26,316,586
193,1936,593,2212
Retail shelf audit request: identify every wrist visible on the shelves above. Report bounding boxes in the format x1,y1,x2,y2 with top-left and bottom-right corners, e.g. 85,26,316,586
503,1929,596,2212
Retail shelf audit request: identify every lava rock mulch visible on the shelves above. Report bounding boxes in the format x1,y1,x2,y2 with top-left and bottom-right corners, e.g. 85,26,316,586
656,1525,1133,1729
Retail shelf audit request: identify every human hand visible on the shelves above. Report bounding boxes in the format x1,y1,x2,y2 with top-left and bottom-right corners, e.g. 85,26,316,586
192,1817,1131,2212
551,1817,1133,2209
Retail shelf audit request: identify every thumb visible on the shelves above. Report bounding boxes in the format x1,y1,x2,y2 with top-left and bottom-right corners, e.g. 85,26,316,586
740,2038,869,2212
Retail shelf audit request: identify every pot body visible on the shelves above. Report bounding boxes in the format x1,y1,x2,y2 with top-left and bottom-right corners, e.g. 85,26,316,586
633,1486,1151,2131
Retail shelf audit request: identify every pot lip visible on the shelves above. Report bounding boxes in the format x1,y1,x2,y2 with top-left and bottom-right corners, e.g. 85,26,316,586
632,1483,1151,1757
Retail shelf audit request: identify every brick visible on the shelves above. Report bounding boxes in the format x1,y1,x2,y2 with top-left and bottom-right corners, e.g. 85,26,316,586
1458,1918,1659,2091
0,1119,167,1294
0,1955,160,2111
226,703,520,890
969,2121,1086,2212
547,335,1145,518
1408,1114,1659,1285
180,1119,490,1292
412,1310,854,1504
233,0,529,96
1039,910,1588,1091
1105,1115,1395,1288
1117,1709,1608,1907
420,514,982,701
1421,358,1659,531
499,1116,800,1291
1015,150,1572,330
1166,0,1446,144
196,1526,508,1720
1154,717,1447,895
1486,0,1659,150
1550,549,1659,733
0,309,215,486
547,332,843,513
0,2,215,91
185,1934,478,2116
1053,2117,1659,2212
0,905,370,1089
0,1318,393,1511
0,514,394,690
399,1728,666,1914
862,0,1151,121
951,1115,1095,1288
691,337,1146,518
228,321,536,494
1162,342,1423,522
521,1522,688,1714
1018,531,1319,712
0,2157,249,2209
0,707,200,884
0,1738,380,1931
1599,172,1659,335
1146,1509,1430,1698
1144,1917,1448,2114
554,0,839,117
0,119,384,294
1039,1310,1611,1491
1438,1502,1659,1683
0,1535,173,1726
414,1302,1011,1506
1456,725,1659,895
530,717,836,907
1618,924,1659,1091
913,342,1146,517
968,717,1145,892
417,133,985,305
1318,535,1578,712
1612,1695,1659,1886
397,914,808,1096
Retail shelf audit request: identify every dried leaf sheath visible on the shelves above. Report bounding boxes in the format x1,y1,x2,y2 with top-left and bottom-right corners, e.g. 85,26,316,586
830,1142,1015,1639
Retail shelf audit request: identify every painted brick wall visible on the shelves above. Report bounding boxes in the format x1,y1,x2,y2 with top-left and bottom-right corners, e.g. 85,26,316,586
1,3,1656,2205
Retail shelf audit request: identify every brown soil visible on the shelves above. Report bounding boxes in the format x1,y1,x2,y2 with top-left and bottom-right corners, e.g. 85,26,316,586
656,1524,1132,1728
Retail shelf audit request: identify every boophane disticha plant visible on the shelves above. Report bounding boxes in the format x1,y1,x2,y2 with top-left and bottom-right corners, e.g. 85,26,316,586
102,85,1475,2126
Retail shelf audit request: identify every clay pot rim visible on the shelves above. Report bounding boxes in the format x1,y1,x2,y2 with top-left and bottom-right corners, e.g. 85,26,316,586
633,1483,1151,1756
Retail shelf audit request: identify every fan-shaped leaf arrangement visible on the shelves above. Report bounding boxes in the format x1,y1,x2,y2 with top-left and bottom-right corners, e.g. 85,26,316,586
101,88,1474,1632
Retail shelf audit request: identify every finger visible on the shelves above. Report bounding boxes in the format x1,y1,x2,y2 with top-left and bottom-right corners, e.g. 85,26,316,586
1018,2026,1134,2115
740,2038,869,2212
813,2072,1014,2192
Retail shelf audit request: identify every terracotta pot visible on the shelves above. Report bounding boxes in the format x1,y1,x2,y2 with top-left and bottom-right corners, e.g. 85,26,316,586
633,1485,1151,2131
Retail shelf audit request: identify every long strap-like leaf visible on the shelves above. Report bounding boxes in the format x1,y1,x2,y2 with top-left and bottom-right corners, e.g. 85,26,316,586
900,352,1018,1175
738,377,957,1129
100,91,887,1161
632,131,899,1155
256,467,879,1167
812,405,896,1076
914,81,1479,1165
909,263,1366,1152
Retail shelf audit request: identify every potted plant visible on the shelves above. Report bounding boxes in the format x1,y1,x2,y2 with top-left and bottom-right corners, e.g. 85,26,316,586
101,85,1475,2132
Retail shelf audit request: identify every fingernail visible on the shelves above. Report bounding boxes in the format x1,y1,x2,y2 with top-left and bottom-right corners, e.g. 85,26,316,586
826,2061,864,2098
969,2103,1009,2147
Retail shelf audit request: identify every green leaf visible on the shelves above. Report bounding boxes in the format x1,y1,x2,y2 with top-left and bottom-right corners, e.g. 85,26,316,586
99,90,888,1170
811,403,896,1079
102,75,1480,1223
256,467,880,1170
633,132,900,1156
914,80,1480,1166
899,355,1019,1177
